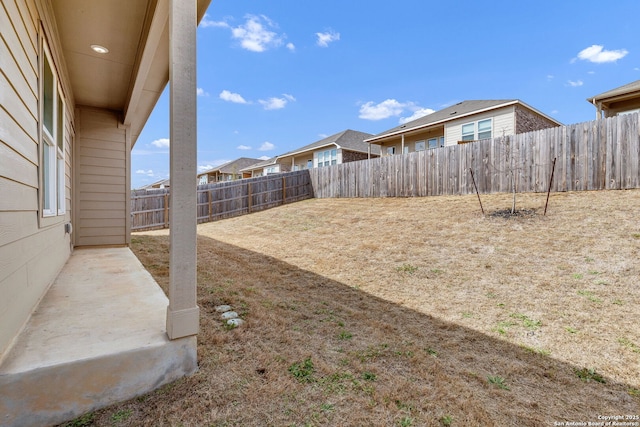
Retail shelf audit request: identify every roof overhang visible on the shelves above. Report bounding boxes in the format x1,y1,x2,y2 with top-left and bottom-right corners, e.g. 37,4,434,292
277,142,339,159
47,0,211,147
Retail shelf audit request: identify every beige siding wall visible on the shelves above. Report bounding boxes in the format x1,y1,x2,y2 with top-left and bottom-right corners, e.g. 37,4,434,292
378,127,445,155
444,106,515,145
75,107,129,247
0,0,72,358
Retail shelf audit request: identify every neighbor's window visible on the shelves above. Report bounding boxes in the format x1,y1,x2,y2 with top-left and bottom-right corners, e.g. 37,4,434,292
415,140,426,151
403,146,409,154
316,149,337,167
427,138,438,149
41,47,65,217
478,119,492,139
386,146,395,155
461,123,475,141
306,159,313,169
440,136,445,147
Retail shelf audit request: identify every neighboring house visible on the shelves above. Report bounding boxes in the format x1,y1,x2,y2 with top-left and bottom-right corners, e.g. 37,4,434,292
365,100,561,155
138,178,171,190
240,157,283,177
588,80,640,119
0,1,211,425
197,157,261,184
278,130,378,170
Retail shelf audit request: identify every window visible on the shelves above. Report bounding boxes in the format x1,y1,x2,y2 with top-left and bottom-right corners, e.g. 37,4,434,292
386,146,395,155
478,119,492,139
461,119,492,142
415,140,426,151
461,123,475,141
316,149,337,167
440,136,445,147
427,138,438,149
307,159,313,169
41,46,65,217
403,146,409,154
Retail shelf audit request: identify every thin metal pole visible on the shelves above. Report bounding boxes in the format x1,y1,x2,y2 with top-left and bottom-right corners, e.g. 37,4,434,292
469,168,484,215
544,157,557,216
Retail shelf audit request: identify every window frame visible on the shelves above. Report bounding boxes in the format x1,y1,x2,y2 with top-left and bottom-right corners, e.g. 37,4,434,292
40,41,66,220
461,118,493,142
415,140,426,151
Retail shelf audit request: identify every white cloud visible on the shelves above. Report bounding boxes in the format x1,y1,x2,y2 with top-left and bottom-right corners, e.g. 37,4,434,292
316,30,340,47
197,88,209,97
259,141,275,151
359,99,435,124
220,90,248,104
258,155,271,160
359,99,407,120
231,15,283,52
259,94,295,110
547,74,555,80
151,138,170,148
200,14,229,28
576,45,628,63
135,169,154,177
567,80,584,87
237,145,251,150
399,108,435,124
198,165,214,173
286,42,295,52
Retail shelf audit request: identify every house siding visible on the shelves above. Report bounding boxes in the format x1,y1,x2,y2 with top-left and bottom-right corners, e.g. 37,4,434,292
75,107,129,247
515,105,559,133
444,107,515,145
0,0,72,358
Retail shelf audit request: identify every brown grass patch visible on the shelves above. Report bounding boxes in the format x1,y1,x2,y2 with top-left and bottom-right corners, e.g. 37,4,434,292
84,190,639,426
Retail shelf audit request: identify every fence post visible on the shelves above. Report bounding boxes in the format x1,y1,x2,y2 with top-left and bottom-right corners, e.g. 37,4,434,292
248,182,253,213
282,176,287,205
163,193,169,228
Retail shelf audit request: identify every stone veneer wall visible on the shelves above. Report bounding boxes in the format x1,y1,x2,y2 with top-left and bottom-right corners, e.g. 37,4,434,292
341,150,370,163
515,106,560,134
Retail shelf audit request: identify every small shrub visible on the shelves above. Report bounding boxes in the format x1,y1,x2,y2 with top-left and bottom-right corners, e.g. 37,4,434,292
565,327,578,334
399,416,414,427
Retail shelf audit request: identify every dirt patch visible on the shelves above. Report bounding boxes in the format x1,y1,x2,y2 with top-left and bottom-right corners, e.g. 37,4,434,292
489,208,538,218
82,190,640,427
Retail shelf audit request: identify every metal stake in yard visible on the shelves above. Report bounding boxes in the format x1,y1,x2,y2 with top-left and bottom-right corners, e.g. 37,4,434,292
469,168,484,215
544,157,557,216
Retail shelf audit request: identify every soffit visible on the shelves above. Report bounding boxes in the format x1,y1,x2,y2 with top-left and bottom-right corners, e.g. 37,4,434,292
51,0,152,111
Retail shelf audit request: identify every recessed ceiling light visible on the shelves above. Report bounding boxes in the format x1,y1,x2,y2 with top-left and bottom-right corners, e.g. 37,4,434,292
90,44,109,54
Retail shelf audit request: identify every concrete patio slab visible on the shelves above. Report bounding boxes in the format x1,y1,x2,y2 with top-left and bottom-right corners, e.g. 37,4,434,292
0,247,197,427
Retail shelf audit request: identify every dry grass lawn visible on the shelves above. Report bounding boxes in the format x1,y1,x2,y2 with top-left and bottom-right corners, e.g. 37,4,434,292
83,190,639,426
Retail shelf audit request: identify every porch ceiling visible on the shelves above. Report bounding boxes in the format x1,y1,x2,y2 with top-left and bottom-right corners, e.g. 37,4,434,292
50,0,211,145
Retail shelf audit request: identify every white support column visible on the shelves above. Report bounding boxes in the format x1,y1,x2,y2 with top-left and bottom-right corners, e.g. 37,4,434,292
401,134,405,155
166,0,199,340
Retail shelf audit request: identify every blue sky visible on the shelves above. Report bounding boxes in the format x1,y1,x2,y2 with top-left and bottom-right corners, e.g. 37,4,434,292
131,0,640,188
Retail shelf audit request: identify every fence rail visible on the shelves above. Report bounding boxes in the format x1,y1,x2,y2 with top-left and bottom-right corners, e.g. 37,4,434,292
309,113,640,198
131,170,313,231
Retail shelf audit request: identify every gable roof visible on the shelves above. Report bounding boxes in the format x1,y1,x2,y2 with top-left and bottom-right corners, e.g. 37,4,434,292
278,129,376,158
365,100,561,143
588,79,640,103
198,158,262,176
240,157,278,172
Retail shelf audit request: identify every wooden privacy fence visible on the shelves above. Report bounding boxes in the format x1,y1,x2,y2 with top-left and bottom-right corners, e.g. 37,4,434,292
309,113,640,198
131,170,313,231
